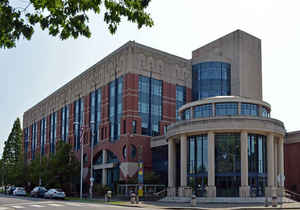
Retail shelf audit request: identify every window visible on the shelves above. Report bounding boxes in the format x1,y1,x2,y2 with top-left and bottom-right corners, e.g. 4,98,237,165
194,104,212,118
176,85,186,120
182,109,191,120
50,112,57,153
261,106,270,118
109,77,123,141
192,62,231,100
215,103,238,116
123,120,126,134
40,118,46,156
131,145,137,159
90,88,101,146
123,145,127,159
74,98,84,151
138,76,162,136
188,135,208,175
132,120,137,134
61,105,69,142
241,103,258,116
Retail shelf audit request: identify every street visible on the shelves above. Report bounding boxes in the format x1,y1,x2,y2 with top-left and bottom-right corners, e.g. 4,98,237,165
0,195,156,210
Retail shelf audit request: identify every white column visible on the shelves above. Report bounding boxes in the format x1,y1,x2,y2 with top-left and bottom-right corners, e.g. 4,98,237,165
207,132,216,197
180,134,187,187
102,149,107,186
278,136,284,186
240,131,250,197
274,140,278,187
266,133,275,196
168,139,176,187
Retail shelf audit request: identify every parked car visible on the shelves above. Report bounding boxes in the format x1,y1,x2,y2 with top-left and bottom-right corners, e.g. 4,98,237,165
44,188,66,199
30,186,47,198
7,186,16,195
13,187,26,196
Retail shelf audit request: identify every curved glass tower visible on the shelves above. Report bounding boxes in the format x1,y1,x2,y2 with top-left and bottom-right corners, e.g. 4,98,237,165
192,62,231,100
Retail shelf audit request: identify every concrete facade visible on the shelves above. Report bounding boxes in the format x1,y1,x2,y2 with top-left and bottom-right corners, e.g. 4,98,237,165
192,30,262,101
166,97,285,198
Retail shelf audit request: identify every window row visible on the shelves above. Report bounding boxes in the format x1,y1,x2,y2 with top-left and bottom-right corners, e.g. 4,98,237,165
182,103,270,120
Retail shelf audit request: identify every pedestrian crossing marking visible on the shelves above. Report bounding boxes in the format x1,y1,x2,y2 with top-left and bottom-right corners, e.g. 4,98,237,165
30,204,45,208
64,202,84,206
11,206,25,209
47,203,64,207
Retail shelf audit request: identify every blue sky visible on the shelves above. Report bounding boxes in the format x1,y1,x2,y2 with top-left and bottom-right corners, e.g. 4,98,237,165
1,0,300,155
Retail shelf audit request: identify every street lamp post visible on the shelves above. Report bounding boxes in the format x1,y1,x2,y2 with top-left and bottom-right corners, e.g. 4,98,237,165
89,121,95,199
74,122,86,200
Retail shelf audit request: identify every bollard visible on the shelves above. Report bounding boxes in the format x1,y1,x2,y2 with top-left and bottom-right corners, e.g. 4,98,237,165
272,196,277,207
191,195,196,207
105,194,108,202
106,190,112,202
130,193,136,204
264,196,269,207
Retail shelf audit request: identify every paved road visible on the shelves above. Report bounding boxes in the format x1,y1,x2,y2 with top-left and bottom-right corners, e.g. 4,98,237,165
0,195,155,210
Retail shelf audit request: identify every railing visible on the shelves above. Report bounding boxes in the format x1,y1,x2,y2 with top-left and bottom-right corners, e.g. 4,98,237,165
117,184,166,201
285,189,300,201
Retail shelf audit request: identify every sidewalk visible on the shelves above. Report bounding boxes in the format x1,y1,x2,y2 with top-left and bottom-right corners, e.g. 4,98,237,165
104,200,300,209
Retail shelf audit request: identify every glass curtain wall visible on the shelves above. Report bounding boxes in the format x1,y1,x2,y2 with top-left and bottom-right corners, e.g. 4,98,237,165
74,98,84,151
50,112,57,153
215,133,241,197
61,105,69,142
192,62,231,100
106,150,120,188
31,123,37,160
248,134,267,196
241,103,258,116
40,118,46,156
188,135,208,197
109,76,123,141
90,88,101,145
138,75,162,136
194,104,213,118
24,128,29,156
215,103,238,116
176,85,186,120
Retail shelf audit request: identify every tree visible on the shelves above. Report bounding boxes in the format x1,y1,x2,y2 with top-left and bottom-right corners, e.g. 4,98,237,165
44,141,80,194
2,118,23,185
0,0,153,49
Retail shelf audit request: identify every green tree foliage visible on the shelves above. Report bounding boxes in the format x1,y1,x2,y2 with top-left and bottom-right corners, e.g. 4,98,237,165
0,0,153,49
2,118,23,185
26,141,80,194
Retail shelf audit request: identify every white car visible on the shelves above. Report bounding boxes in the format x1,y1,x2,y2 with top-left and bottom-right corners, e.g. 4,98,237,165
44,188,66,199
13,187,26,196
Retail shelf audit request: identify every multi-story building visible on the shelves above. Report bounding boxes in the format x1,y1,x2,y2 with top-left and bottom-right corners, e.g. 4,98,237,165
23,29,285,198
285,131,300,194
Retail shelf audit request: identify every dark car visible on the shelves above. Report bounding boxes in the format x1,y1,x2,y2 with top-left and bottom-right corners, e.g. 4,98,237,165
30,186,47,198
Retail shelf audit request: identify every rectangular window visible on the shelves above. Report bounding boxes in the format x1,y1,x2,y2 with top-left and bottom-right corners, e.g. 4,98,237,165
123,120,126,134
74,98,83,151
215,103,238,116
176,85,186,120
132,120,137,134
138,75,162,136
109,77,123,141
194,104,212,118
241,103,258,116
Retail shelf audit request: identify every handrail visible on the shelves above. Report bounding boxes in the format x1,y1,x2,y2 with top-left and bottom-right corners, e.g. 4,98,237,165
153,188,167,197
285,189,300,201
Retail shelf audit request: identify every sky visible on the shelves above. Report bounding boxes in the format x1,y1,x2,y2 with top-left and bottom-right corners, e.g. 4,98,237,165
1,0,300,156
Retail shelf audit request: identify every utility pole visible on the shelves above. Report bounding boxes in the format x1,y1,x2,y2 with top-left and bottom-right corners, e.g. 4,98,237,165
89,121,95,199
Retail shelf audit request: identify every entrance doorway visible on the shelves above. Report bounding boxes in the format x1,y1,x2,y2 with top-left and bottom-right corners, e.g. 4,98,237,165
215,175,240,197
